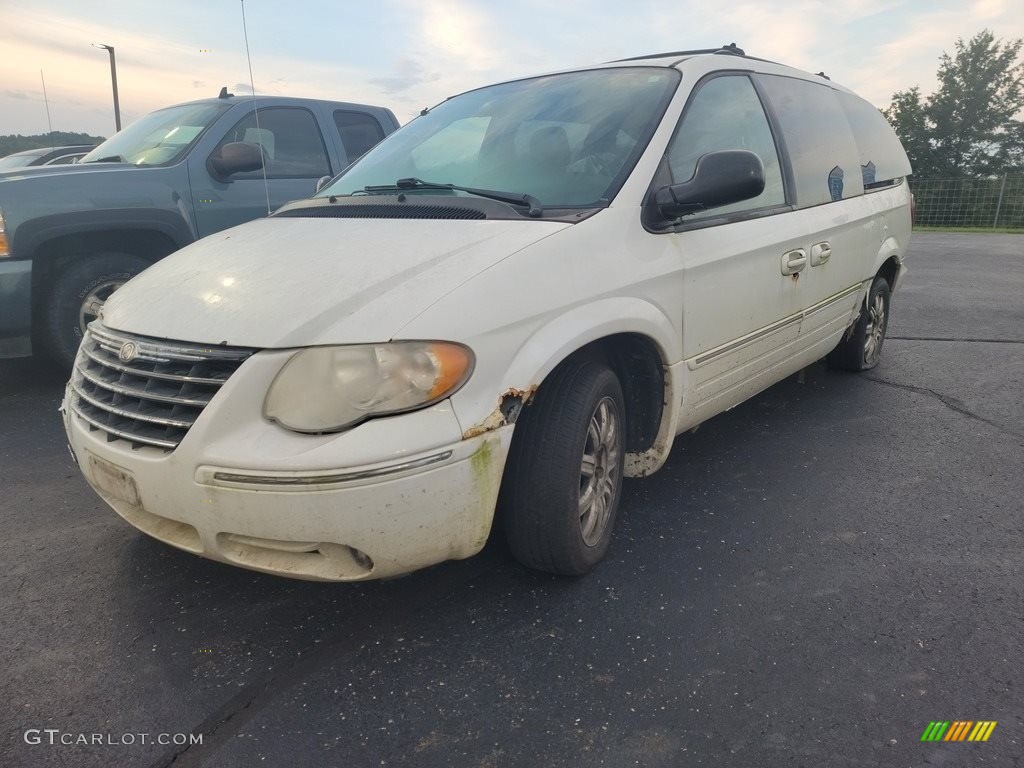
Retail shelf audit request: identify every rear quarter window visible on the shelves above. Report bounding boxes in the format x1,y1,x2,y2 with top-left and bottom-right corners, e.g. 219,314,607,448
333,111,386,164
756,74,864,207
836,92,912,188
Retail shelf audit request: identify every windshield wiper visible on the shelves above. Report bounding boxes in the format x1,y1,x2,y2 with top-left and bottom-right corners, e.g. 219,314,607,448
85,155,125,163
362,177,543,218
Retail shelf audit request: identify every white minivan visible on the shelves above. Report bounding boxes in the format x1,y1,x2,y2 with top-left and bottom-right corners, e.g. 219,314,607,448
63,45,912,581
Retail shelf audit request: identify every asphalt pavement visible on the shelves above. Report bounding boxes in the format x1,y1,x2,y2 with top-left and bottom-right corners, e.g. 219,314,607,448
1,233,1022,767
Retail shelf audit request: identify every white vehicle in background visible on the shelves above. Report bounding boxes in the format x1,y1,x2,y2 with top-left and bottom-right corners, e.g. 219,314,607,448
63,44,912,581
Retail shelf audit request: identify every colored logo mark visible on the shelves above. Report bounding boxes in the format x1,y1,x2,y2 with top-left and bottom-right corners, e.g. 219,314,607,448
920,721,997,742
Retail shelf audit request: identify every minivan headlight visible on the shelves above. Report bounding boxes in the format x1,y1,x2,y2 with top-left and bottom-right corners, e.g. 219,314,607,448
264,342,474,433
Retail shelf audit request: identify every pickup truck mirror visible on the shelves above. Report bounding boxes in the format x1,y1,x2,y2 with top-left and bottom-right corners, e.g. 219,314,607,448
652,150,765,221
208,142,264,181
315,175,332,194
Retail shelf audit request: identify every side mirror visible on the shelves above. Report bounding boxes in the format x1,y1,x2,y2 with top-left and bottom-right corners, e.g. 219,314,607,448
315,175,332,194
652,150,765,221
208,142,264,181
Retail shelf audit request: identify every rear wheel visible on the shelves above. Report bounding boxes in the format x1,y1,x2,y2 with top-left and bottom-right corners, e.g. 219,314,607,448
828,276,891,372
40,253,149,369
501,357,626,575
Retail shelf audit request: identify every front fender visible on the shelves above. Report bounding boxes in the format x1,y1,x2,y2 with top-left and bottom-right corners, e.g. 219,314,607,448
447,296,683,475
12,207,195,259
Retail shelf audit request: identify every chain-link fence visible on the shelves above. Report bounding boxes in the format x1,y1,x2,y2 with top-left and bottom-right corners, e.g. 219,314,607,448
910,176,1024,229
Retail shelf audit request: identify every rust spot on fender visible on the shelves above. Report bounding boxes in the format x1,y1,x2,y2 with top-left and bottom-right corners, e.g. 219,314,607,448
462,386,537,439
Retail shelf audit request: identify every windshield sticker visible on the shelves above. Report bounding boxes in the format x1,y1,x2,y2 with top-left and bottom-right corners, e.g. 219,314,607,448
828,165,845,201
861,161,876,186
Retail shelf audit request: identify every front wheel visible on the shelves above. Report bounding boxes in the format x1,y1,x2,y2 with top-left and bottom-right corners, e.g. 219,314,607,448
500,358,626,576
40,253,150,369
828,276,891,371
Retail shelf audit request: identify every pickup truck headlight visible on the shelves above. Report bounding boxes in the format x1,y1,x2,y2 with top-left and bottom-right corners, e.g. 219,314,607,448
0,208,8,256
264,342,474,433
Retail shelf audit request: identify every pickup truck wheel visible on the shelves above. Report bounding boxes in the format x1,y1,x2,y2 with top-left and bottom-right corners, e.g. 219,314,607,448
828,276,891,372
501,358,625,576
41,253,149,369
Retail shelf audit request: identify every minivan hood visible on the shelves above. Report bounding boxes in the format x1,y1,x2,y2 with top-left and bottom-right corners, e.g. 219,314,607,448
101,216,569,348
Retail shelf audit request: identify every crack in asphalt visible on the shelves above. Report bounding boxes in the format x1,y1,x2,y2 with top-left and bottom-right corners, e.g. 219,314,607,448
156,678,274,767
888,335,1024,344
863,376,1023,441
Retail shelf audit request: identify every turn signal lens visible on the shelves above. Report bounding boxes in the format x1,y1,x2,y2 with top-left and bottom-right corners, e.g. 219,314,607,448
0,208,8,256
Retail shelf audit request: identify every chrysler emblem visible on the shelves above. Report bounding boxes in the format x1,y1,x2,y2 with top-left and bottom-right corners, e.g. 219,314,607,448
118,342,138,362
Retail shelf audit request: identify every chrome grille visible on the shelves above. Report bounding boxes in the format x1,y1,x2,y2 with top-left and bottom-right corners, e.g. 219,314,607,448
70,324,253,451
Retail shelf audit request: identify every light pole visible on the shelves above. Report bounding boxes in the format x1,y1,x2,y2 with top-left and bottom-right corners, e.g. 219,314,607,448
91,43,121,132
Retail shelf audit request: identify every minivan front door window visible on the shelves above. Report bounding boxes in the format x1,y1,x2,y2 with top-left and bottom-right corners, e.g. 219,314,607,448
665,74,786,220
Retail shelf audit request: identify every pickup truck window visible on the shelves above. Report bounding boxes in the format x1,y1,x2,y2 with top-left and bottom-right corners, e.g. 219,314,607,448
213,107,331,179
333,111,386,163
79,103,230,166
321,67,680,208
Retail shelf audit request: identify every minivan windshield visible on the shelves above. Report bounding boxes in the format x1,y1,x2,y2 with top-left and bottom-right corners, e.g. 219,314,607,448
319,67,679,209
80,103,230,166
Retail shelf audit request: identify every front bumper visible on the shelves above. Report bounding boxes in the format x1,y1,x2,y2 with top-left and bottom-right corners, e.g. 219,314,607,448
62,348,513,581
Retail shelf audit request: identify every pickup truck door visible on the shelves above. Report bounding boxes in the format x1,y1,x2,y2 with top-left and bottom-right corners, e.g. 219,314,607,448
189,106,334,237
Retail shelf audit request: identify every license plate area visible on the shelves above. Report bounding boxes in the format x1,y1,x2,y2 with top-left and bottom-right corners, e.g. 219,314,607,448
88,454,141,507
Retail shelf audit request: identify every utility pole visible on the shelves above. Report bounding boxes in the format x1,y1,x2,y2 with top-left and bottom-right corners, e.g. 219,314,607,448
91,43,121,132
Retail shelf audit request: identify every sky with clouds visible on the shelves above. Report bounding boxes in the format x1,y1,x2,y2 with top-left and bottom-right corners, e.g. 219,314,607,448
2,0,1022,138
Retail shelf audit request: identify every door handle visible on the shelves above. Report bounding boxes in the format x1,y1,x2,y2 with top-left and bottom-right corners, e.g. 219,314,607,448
810,241,832,266
781,248,806,276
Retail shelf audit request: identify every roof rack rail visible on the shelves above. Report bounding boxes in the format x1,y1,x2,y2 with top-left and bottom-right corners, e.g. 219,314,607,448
612,43,746,63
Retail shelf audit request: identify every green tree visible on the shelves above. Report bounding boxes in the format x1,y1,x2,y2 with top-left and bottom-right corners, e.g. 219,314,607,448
885,30,1024,177
0,131,105,158
884,86,935,175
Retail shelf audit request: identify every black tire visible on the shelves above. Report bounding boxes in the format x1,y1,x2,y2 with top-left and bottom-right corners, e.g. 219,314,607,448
828,276,891,372
40,253,149,369
501,357,626,576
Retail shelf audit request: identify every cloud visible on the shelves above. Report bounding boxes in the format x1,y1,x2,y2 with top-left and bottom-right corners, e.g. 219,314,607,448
369,56,442,96
842,7,977,106
3,0,1023,135
413,0,500,71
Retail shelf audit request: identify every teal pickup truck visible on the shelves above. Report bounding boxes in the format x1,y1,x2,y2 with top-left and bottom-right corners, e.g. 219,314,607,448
0,90,398,366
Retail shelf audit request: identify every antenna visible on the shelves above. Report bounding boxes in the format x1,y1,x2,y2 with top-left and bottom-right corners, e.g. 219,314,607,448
40,70,54,148
240,0,271,216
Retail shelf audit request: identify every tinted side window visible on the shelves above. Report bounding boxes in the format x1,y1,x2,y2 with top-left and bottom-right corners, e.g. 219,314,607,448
333,110,386,163
756,75,864,206
666,74,786,220
214,107,331,178
837,92,912,188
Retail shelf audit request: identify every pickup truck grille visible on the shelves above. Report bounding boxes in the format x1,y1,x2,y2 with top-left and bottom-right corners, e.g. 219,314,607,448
69,324,252,451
